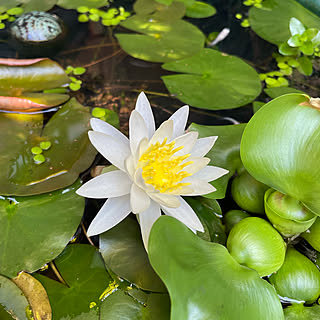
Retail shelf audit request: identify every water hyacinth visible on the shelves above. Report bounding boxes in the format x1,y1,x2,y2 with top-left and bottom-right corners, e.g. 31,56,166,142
77,93,228,249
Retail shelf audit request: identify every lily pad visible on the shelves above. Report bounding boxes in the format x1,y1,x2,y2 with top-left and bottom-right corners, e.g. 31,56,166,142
185,1,216,18
0,275,30,320
0,98,97,196
12,272,52,320
21,0,57,12
100,290,170,320
189,123,246,199
134,0,186,21
116,18,205,63
148,216,284,319
249,0,320,45
0,58,70,96
34,244,113,320
264,87,304,98
0,93,69,111
162,49,261,110
57,0,109,9
0,179,84,277
186,197,226,244
99,217,166,292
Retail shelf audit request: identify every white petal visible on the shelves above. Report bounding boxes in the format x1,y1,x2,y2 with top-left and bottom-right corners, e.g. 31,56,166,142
180,177,216,196
161,197,204,232
124,155,135,178
149,120,173,145
184,157,210,175
193,165,229,182
76,170,132,198
87,194,131,236
129,110,149,157
130,183,151,214
139,200,161,251
133,167,155,192
135,92,155,139
190,136,218,158
173,132,198,156
89,131,131,171
149,192,180,207
90,118,129,145
169,105,189,138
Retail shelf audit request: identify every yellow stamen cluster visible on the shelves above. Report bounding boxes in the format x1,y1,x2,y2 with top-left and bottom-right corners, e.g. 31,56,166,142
138,138,193,193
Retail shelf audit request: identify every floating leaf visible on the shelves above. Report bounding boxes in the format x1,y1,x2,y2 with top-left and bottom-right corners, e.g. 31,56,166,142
0,98,97,196
21,0,56,12
249,0,320,45
295,0,320,18
134,0,185,21
13,272,52,320
186,197,226,244
0,93,69,111
0,274,30,320
116,18,204,63
264,87,304,98
189,123,246,199
185,1,216,18
148,216,284,319
0,58,70,95
162,49,261,110
100,217,166,292
241,94,320,215
0,180,83,277
100,290,170,320
34,244,113,320
56,0,109,9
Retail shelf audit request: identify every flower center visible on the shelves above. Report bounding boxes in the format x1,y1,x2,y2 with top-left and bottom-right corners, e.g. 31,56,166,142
138,138,193,193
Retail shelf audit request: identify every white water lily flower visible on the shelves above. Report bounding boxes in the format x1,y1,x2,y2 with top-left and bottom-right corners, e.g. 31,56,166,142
77,92,228,249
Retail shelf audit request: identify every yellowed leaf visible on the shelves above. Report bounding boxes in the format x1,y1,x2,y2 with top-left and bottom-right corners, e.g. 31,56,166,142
12,272,52,320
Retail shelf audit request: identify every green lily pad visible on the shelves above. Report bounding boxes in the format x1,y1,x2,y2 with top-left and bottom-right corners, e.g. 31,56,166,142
148,216,284,319
249,0,320,45
0,98,97,196
57,0,109,9
264,87,304,98
100,290,170,320
0,1,20,13
186,197,226,244
100,217,166,292
21,0,57,12
162,49,261,110
185,1,216,18
0,275,30,320
0,58,70,95
284,304,320,319
34,244,113,320
189,123,246,199
0,180,83,277
116,18,205,63
134,0,185,21
296,0,320,17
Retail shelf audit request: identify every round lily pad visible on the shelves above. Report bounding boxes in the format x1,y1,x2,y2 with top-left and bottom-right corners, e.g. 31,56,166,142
116,18,205,63
0,180,84,277
162,49,261,110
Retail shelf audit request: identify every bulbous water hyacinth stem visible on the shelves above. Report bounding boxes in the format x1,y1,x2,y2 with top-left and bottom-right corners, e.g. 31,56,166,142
264,188,317,237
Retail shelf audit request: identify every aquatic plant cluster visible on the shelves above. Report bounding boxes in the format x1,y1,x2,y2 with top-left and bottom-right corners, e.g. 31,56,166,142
1,0,320,319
